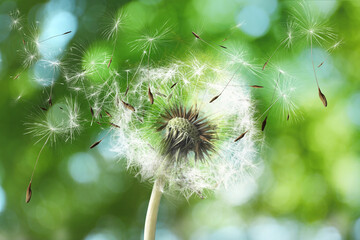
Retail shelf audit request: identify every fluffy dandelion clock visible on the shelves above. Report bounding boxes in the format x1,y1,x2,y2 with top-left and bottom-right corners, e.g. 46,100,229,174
107,57,259,239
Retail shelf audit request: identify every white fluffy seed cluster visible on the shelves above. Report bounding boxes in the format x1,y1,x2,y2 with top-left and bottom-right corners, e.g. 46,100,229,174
109,59,260,199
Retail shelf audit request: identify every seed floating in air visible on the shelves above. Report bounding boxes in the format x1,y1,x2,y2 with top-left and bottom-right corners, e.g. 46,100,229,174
262,60,269,71
234,131,248,142
40,107,47,111
318,88,327,107
250,85,263,89
110,122,120,128
192,31,201,39
219,45,227,49
90,107,94,117
148,87,154,104
121,100,135,112
124,86,129,97
170,82,177,89
287,114,290,121
90,139,102,149
209,94,220,103
26,182,32,203
318,61,324,68
105,111,112,118
107,57,113,68
261,116,268,131
48,97,52,106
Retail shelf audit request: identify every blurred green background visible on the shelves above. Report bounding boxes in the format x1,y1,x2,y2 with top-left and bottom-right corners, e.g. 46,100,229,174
1,0,360,239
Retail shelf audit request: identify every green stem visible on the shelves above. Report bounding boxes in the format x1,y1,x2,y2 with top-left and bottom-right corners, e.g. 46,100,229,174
144,179,163,240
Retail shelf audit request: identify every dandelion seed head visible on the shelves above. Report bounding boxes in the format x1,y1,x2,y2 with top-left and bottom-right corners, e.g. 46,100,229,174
110,56,259,198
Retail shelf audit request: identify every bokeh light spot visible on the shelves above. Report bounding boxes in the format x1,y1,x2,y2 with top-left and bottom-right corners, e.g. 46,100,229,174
68,153,99,183
0,186,6,213
236,5,269,37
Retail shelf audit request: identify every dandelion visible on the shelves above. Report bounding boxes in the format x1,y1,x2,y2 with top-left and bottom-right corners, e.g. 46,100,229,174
25,98,81,203
106,56,258,239
291,2,337,107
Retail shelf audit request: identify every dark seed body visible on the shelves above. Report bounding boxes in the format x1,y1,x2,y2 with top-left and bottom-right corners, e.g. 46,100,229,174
234,131,248,142
26,182,32,203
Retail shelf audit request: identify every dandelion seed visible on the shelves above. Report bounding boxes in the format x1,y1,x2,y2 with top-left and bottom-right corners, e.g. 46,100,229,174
105,111,112,118
287,114,290,121
148,87,154,104
38,30,72,44
107,57,113,68
263,21,295,70
261,116,267,131
170,82,177,89
109,122,120,128
48,97,53,106
318,87,327,107
317,39,342,68
209,65,242,103
234,130,248,142
192,31,201,39
121,100,135,112
250,85,263,89
209,95,220,103
26,182,32,203
90,139,102,149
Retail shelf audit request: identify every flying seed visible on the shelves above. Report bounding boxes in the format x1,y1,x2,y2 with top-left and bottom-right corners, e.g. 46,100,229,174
287,114,290,121
219,45,227,49
155,91,167,98
96,121,101,125
170,82,177,89
90,107,94,116
40,107,47,111
148,87,154,104
121,100,135,112
48,97,52,106
110,122,120,128
14,73,21,80
250,85,263,88
318,61,324,68
209,94,220,103
105,111,112,118
192,31,201,39
318,88,327,107
90,139,102,149
261,116,268,131
262,60,269,71
63,31,72,35
26,182,32,203
234,130,248,142
107,57,112,68
124,86,129,97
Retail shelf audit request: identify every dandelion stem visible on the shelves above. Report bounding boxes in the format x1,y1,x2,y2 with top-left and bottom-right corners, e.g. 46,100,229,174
144,179,163,240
